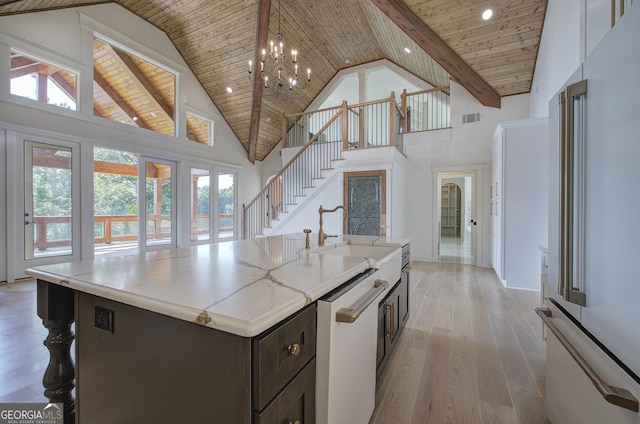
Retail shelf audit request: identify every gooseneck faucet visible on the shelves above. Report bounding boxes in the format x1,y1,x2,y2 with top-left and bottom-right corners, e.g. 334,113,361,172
318,205,348,246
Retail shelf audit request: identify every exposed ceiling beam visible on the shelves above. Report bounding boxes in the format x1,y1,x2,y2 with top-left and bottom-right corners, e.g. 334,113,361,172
371,0,501,108
104,43,173,122
248,0,271,164
111,45,174,119
93,71,152,130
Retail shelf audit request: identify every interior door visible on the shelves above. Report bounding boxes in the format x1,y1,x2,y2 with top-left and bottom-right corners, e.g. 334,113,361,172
21,140,81,273
138,157,176,252
344,171,386,236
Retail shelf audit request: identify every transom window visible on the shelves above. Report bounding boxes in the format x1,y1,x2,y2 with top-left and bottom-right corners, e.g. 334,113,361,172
10,49,78,111
186,112,213,146
93,36,176,136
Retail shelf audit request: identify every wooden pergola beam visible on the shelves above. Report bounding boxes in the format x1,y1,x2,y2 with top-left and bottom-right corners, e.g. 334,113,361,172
248,0,271,164
371,0,501,108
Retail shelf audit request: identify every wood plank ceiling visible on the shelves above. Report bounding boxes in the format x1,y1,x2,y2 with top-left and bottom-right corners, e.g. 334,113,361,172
0,0,548,162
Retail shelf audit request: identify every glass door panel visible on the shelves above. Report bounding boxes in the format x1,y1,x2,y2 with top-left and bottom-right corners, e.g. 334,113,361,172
93,147,139,257
217,171,235,240
24,142,73,259
191,168,211,242
344,171,386,236
140,158,175,250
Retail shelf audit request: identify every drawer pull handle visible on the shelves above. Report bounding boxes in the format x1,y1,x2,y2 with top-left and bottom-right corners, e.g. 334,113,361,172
536,308,639,412
336,279,389,323
288,343,301,357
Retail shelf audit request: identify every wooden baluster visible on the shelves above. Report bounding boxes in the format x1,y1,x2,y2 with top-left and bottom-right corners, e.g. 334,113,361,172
37,280,75,424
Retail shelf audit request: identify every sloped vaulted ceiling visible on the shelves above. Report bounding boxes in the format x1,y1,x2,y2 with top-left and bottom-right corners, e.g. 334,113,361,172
0,0,547,161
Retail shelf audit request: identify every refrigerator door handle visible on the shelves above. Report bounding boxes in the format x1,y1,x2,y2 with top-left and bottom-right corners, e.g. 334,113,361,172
537,308,639,412
558,80,588,306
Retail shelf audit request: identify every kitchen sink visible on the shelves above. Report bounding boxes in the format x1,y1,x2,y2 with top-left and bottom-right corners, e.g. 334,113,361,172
314,244,398,262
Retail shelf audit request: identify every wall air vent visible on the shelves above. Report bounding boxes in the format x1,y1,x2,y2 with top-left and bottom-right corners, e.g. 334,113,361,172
462,112,481,124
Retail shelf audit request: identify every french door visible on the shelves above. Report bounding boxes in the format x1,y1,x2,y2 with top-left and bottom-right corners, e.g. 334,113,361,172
138,156,176,252
18,140,81,276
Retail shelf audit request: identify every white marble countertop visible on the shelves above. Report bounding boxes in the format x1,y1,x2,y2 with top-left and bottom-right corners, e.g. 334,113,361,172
27,234,410,337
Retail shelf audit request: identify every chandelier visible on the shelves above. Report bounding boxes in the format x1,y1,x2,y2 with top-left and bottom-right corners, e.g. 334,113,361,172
248,0,311,98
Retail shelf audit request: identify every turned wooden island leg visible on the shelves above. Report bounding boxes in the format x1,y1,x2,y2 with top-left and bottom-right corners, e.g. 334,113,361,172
37,279,76,424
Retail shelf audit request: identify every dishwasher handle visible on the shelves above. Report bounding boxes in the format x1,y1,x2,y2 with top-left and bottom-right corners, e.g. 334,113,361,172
336,279,388,323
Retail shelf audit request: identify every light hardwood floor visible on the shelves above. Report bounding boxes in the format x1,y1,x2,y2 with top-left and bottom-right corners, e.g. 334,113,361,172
1,262,549,423
371,262,549,424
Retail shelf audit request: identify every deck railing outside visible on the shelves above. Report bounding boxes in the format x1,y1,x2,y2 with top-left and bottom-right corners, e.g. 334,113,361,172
31,214,233,251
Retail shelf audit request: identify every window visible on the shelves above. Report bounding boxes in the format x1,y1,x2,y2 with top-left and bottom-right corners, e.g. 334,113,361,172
217,172,235,239
10,49,78,111
190,168,211,241
93,36,176,136
186,113,213,146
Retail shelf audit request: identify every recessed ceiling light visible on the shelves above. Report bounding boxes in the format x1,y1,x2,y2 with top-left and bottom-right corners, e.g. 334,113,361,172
482,9,493,20
226,86,233,93
404,47,411,54
344,58,351,64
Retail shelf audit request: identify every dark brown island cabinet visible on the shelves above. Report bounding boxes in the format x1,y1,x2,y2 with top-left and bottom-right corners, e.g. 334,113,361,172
34,240,410,424
38,282,317,424
377,243,410,376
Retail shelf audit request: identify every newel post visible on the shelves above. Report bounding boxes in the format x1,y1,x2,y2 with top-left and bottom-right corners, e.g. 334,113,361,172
389,91,396,146
341,100,349,150
401,89,408,133
37,280,75,424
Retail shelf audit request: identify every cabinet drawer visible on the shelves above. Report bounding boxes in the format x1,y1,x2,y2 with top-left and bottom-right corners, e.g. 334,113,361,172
254,358,316,424
253,304,316,411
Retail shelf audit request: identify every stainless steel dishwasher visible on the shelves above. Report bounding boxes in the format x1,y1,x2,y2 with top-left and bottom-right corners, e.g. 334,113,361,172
316,268,389,424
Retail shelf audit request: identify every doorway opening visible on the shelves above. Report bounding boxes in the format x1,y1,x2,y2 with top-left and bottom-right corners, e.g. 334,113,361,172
437,172,475,264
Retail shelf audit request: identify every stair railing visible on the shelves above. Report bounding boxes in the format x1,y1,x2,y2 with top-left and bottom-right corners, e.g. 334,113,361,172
243,109,344,238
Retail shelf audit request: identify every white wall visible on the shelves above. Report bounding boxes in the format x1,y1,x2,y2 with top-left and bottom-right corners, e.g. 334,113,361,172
529,0,628,118
262,76,530,264
404,82,530,263
529,0,583,118
0,4,262,281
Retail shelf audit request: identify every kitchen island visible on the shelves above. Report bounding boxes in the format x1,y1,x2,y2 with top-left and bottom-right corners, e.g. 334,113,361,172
28,233,409,424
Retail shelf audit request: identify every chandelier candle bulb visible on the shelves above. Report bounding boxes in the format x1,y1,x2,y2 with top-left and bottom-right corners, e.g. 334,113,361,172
248,0,311,98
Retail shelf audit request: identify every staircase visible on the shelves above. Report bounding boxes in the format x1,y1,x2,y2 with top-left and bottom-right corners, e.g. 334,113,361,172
242,87,451,238
243,110,345,238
